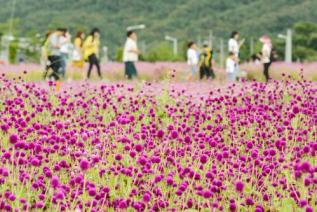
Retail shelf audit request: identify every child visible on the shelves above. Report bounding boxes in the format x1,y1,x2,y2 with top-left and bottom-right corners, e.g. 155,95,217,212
226,52,236,82
199,44,215,80
71,31,85,81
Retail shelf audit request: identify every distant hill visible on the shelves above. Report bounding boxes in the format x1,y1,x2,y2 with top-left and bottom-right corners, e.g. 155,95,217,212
0,0,317,58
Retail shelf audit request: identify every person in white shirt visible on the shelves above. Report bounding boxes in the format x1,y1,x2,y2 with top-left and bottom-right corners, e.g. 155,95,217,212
123,31,141,79
226,52,237,82
46,28,66,80
228,31,245,59
59,30,72,79
187,41,199,79
260,35,272,82
228,31,245,79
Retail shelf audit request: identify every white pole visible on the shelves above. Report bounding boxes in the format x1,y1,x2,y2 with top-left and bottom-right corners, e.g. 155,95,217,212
209,30,213,48
1,35,15,63
102,46,108,63
286,29,292,63
220,38,224,68
197,35,202,47
173,39,178,55
278,29,292,63
140,40,146,54
250,37,254,55
9,0,17,35
165,35,178,56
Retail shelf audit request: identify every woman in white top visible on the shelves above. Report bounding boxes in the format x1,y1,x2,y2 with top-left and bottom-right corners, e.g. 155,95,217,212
228,31,245,79
123,31,141,79
228,31,245,59
260,35,272,82
187,41,199,79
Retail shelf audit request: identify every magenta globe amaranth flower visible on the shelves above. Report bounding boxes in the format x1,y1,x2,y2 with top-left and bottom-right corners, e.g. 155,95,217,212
157,129,164,138
142,192,151,202
9,134,18,144
171,130,178,139
245,197,254,206
79,158,89,171
0,70,316,210
115,154,122,161
235,181,244,193
200,154,208,164
50,176,59,189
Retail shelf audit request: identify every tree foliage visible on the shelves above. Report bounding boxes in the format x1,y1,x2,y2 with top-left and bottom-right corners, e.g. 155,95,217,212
0,0,317,62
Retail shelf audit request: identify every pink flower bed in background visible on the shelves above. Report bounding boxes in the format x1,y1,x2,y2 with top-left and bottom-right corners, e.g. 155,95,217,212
0,61,316,81
241,62,317,81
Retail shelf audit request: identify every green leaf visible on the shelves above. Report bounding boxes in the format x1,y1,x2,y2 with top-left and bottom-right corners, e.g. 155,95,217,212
279,198,296,212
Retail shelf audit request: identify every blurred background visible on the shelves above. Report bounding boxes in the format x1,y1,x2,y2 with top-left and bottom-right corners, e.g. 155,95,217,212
0,0,316,81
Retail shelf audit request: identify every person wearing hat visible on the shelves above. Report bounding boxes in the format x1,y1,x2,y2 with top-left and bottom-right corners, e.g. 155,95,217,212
260,35,272,82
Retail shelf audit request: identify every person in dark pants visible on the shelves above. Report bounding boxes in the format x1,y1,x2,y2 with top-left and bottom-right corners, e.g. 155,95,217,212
83,28,102,79
46,28,67,81
263,62,271,82
260,35,272,82
199,44,215,80
124,61,137,79
59,29,71,79
123,31,141,79
87,53,101,79
48,55,62,80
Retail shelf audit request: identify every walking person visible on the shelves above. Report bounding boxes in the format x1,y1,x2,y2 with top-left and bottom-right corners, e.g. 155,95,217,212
228,31,244,59
228,31,245,80
84,28,102,80
46,28,66,81
259,35,272,82
70,31,85,81
42,31,52,79
187,41,199,80
123,30,141,79
59,29,72,79
199,44,215,80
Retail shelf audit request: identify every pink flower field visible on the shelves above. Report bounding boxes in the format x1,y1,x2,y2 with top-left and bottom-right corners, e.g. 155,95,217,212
1,61,316,82
0,70,316,211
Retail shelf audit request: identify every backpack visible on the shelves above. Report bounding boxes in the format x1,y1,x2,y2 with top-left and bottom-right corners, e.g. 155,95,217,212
199,49,213,68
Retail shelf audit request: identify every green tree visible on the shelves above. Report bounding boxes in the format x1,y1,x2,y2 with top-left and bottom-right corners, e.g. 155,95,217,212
292,22,317,61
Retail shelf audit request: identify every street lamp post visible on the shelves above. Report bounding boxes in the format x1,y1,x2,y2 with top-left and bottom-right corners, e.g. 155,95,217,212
126,24,146,31
208,30,213,49
0,35,15,62
250,37,254,56
278,29,292,63
219,38,224,68
9,0,17,35
165,35,178,56
102,46,108,63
